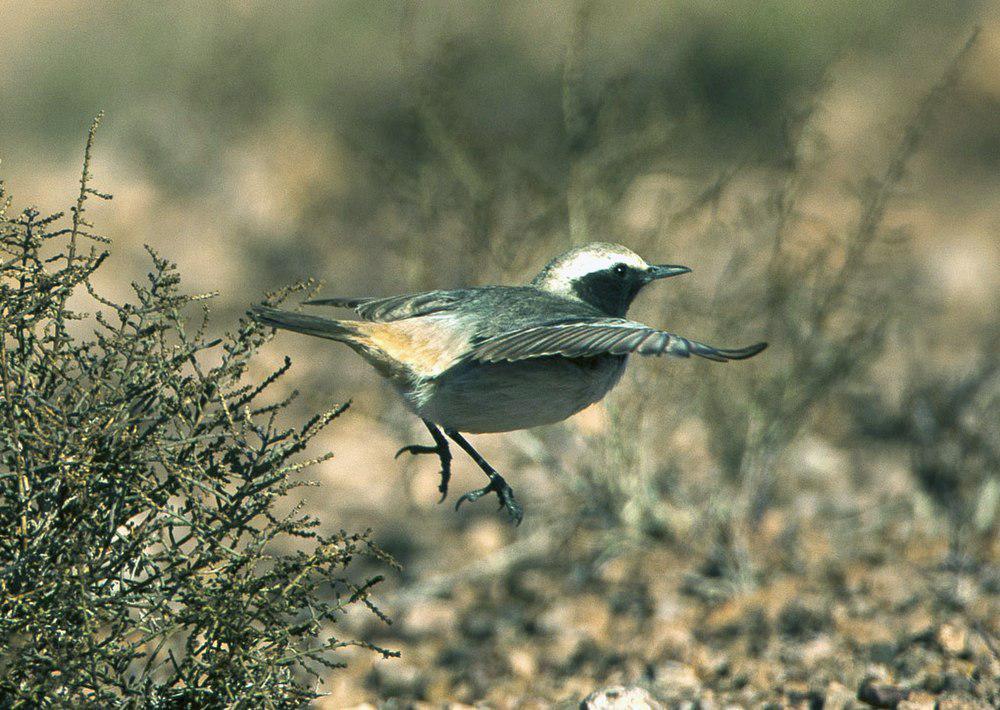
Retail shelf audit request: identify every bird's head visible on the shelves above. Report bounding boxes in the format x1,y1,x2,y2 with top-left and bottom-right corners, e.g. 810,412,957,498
531,242,691,317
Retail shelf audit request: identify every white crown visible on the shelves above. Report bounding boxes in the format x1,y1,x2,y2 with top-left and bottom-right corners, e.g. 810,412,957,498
532,243,649,296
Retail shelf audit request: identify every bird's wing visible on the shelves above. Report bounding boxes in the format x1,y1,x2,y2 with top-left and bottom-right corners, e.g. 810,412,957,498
469,318,767,363
304,289,469,322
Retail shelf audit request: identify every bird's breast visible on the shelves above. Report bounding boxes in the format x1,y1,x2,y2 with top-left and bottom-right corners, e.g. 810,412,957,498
410,354,628,433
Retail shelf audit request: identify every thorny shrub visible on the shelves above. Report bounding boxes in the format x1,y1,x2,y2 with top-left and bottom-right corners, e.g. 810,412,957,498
0,116,397,707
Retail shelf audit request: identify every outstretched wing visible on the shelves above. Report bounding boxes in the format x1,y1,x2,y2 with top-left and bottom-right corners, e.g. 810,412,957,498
304,289,469,322
469,319,767,363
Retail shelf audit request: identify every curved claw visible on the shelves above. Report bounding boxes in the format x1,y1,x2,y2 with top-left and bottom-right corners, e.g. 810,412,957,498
454,486,489,510
454,476,523,526
395,442,452,502
395,443,438,459
501,493,524,527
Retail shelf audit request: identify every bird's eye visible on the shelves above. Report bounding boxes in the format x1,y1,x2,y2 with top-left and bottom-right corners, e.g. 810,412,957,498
612,263,628,277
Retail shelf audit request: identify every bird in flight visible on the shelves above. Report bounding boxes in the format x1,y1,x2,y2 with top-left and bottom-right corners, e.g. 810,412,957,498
250,242,766,525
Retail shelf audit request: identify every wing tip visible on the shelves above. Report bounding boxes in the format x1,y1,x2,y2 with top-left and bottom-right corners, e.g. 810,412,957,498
721,341,768,360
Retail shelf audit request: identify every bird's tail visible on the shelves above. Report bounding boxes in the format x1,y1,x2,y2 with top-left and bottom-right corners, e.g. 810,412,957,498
249,305,362,343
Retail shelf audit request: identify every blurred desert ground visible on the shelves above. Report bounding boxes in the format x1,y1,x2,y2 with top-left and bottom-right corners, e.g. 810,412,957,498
1,1,998,706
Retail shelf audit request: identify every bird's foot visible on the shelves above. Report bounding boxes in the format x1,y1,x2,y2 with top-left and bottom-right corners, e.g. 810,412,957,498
455,474,523,526
395,443,452,501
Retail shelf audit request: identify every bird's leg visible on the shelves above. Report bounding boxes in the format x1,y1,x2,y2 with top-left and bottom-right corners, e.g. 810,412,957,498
395,418,452,501
445,429,523,526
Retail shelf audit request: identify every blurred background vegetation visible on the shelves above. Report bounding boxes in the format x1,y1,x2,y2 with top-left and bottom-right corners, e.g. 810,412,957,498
1,0,997,706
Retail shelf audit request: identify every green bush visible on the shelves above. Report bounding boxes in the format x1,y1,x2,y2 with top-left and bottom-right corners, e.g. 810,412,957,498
0,116,396,707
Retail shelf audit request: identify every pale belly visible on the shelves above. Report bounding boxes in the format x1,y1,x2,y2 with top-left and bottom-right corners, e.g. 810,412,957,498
404,355,628,433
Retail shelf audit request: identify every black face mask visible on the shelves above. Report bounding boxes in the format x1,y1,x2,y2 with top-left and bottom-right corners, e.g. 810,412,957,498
571,268,646,317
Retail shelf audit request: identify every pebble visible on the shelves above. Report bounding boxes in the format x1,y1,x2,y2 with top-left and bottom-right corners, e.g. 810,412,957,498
857,677,908,708
368,660,425,698
896,691,936,710
508,647,537,678
580,686,664,710
404,598,459,636
652,661,701,696
823,681,857,710
936,699,985,710
936,623,967,656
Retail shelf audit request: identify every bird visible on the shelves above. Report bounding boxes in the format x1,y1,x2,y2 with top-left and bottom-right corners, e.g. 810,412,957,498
249,242,766,525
